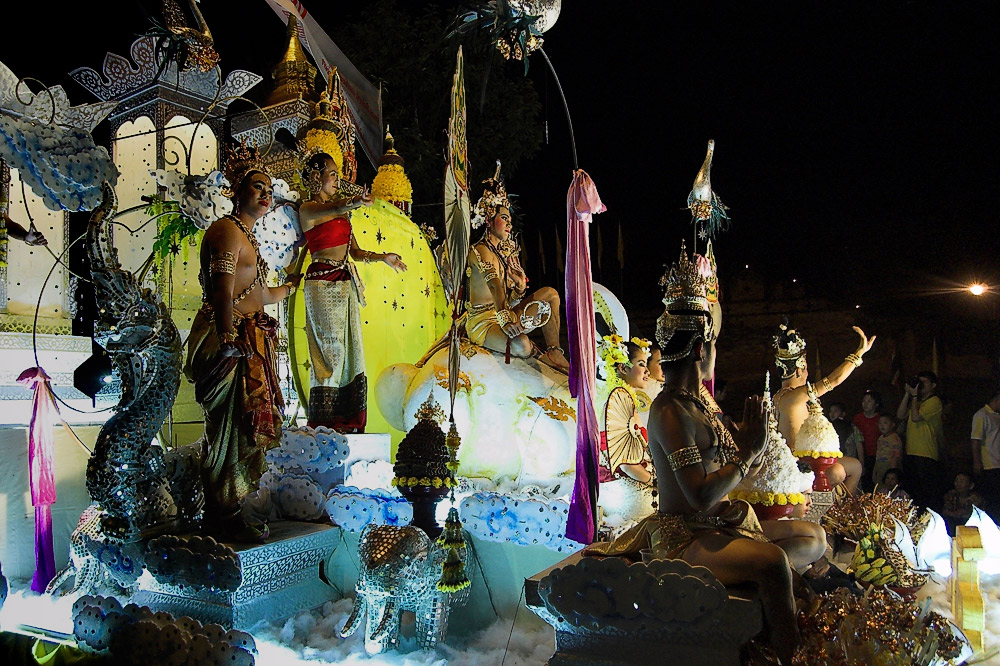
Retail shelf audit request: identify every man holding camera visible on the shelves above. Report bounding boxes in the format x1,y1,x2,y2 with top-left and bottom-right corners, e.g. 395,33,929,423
896,371,944,509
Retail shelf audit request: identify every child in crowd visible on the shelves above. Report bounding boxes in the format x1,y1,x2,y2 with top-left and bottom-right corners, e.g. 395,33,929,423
872,413,903,486
941,472,984,535
876,468,911,501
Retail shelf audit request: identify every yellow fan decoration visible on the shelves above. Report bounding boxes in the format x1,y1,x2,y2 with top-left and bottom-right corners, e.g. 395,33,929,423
603,387,647,474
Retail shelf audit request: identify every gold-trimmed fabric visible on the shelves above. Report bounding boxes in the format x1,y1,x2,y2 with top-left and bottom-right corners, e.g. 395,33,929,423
185,308,284,520
584,500,769,560
465,303,501,346
304,262,367,432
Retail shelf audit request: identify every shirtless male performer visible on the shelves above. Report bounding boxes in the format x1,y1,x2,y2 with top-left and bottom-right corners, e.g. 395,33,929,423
465,163,568,371
773,323,873,492
645,246,810,663
185,141,299,540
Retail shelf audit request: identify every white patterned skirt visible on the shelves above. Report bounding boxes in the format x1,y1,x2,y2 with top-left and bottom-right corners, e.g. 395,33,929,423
304,262,367,432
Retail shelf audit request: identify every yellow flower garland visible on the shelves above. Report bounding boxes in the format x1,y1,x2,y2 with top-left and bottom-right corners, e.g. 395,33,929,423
391,476,456,489
372,164,413,204
732,489,807,506
793,450,844,459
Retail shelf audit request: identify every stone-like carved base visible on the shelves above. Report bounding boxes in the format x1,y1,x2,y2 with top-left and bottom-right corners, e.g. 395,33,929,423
525,553,763,666
134,521,339,629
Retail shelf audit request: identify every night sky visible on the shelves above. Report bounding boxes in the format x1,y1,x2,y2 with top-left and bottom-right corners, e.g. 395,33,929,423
4,1,996,317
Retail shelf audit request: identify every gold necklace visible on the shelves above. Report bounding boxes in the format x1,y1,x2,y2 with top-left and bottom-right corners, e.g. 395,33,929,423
225,214,268,305
666,386,739,466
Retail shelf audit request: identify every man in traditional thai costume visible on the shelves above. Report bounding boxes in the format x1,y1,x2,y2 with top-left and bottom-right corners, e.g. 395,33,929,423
592,245,818,664
465,164,568,371
185,141,299,540
773,323,872,493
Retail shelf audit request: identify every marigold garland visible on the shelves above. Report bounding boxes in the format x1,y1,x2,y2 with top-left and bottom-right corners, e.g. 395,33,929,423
372,163,413,204
731,489,807,506
391,475,456,489
793,449,844,459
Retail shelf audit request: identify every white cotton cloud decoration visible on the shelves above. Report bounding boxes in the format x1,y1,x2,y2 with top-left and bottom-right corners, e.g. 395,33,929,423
0,114,117,211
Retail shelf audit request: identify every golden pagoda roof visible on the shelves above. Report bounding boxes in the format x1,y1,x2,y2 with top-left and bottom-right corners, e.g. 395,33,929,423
266,15,319,107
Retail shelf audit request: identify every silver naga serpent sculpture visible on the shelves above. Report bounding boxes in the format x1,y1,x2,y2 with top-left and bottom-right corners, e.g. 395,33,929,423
85,182,202,542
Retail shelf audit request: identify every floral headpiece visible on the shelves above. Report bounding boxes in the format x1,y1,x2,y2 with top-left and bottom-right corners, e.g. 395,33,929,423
655,241,718,360
471,160,511,229
630,337,651,350
773,320,808,378
222,138,269,197
598,333,630,381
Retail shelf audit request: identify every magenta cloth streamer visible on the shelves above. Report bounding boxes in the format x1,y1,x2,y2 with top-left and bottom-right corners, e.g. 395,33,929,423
17,367,58,592
564,170,606,544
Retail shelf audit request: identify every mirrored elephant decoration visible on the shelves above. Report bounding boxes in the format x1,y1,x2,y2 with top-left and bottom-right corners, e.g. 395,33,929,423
340,524,470,654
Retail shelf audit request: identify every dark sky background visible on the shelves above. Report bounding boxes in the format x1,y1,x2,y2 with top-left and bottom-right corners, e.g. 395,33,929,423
4,1,997,319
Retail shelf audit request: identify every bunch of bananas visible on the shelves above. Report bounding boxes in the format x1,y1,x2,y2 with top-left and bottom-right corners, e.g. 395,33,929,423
849,523,899,586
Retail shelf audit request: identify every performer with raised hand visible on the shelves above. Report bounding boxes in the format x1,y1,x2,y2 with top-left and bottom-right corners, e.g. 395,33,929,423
773,323,873,493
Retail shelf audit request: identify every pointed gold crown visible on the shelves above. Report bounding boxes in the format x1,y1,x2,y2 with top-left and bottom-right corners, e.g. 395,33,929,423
773,321,808,378
655,241,718,360
222,138,269,195
297,70,347,177
472,160,511,229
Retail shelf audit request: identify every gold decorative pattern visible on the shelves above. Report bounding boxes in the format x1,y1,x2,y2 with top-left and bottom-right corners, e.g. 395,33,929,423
529,396,576,422
433,365,471,393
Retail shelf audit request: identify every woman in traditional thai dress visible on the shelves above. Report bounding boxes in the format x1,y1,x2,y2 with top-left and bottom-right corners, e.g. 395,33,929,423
299,152,407,432
597,335,657,528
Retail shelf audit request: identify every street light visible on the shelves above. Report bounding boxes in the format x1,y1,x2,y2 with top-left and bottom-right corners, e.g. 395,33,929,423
969,283,987,296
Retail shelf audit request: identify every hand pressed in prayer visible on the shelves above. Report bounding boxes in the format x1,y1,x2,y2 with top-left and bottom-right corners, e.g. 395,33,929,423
732,396,768,462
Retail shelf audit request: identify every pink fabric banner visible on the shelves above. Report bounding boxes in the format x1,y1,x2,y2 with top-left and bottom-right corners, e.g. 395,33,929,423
17,367,58,592
564,170,605,544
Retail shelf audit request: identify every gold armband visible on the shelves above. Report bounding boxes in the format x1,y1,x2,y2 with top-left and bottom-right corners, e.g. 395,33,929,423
219,330,237,345
284,281,297,296
666,446,703,471
845,353,863,367
495,309,516,328
822,377,833,392
209,251,236,275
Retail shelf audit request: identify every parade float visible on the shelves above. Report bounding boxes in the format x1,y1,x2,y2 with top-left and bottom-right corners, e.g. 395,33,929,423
0,1,995,665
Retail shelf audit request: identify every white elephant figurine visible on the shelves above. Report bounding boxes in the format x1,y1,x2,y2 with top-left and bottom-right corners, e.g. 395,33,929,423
340,524,470,654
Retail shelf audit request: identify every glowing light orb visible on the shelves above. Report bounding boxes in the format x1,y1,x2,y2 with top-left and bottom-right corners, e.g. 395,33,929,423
969,283,987,296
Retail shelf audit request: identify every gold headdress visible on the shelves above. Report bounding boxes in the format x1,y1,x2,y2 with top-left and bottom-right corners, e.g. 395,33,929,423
655,241,718,361
298,92,345,175
773,321,808,378
471,160,511,229
222,138,269,196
